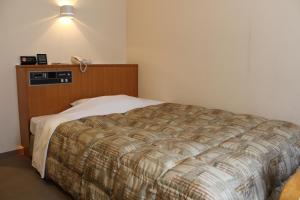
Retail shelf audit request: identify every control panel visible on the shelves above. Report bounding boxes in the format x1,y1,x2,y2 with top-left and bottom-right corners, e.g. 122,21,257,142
29,71,72,85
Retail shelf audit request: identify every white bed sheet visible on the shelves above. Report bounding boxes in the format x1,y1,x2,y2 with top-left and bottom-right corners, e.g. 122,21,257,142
31,95,162,178
31,115,56,135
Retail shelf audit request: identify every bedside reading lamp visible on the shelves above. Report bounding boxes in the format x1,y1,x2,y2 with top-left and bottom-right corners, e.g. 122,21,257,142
60,5,74,18
60,5,74,24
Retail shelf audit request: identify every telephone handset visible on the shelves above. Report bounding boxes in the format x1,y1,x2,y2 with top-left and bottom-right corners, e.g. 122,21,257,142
71,56,91,73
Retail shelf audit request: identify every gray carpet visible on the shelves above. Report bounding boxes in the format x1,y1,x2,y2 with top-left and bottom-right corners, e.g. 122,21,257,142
0,152,71,200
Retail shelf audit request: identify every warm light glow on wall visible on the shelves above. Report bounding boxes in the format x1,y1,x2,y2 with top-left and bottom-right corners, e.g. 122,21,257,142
57,0,74,6
59,17,73,25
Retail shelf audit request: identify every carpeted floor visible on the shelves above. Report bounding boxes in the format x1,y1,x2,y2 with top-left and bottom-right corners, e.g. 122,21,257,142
0,152,71,200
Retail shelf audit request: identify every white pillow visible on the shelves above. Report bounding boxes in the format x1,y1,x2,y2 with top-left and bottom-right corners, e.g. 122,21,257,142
70,98,91,106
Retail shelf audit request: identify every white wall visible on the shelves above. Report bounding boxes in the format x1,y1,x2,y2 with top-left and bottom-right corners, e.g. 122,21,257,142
0,0,126,153
128,0,300,124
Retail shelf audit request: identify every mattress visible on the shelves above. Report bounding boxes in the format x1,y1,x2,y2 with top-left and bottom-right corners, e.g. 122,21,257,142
45,103,300,200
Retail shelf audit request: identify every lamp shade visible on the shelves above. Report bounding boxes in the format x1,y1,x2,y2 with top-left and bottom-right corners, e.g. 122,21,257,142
60,5,74,17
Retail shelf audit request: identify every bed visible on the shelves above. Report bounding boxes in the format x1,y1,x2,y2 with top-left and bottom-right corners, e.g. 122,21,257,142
16,65,300,200
31,95,300,200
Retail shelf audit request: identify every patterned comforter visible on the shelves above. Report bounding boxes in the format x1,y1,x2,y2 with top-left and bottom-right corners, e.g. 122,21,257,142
46,103,300,200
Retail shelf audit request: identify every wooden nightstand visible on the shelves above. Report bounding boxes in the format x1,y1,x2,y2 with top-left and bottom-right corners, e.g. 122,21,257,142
280,169,300,200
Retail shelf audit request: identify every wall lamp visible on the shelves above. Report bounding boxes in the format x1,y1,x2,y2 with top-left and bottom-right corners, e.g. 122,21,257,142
60,5,74,18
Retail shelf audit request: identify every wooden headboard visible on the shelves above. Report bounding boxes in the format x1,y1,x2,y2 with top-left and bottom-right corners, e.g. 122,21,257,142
16,64,138,155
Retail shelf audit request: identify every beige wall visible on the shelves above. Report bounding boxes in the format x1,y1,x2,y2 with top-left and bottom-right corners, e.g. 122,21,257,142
128,0,300,124
2,0,300,153
0,0,126,153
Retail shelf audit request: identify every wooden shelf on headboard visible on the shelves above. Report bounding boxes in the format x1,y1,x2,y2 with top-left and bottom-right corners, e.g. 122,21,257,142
16,64,138,156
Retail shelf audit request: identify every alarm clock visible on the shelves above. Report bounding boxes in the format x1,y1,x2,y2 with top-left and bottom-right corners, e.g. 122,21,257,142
20,56,37,65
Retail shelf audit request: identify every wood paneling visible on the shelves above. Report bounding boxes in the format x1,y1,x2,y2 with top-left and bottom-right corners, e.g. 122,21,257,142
16,64,138,156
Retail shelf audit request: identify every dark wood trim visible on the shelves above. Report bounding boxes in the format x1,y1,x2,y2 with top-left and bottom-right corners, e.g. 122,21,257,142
0,148,24,157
